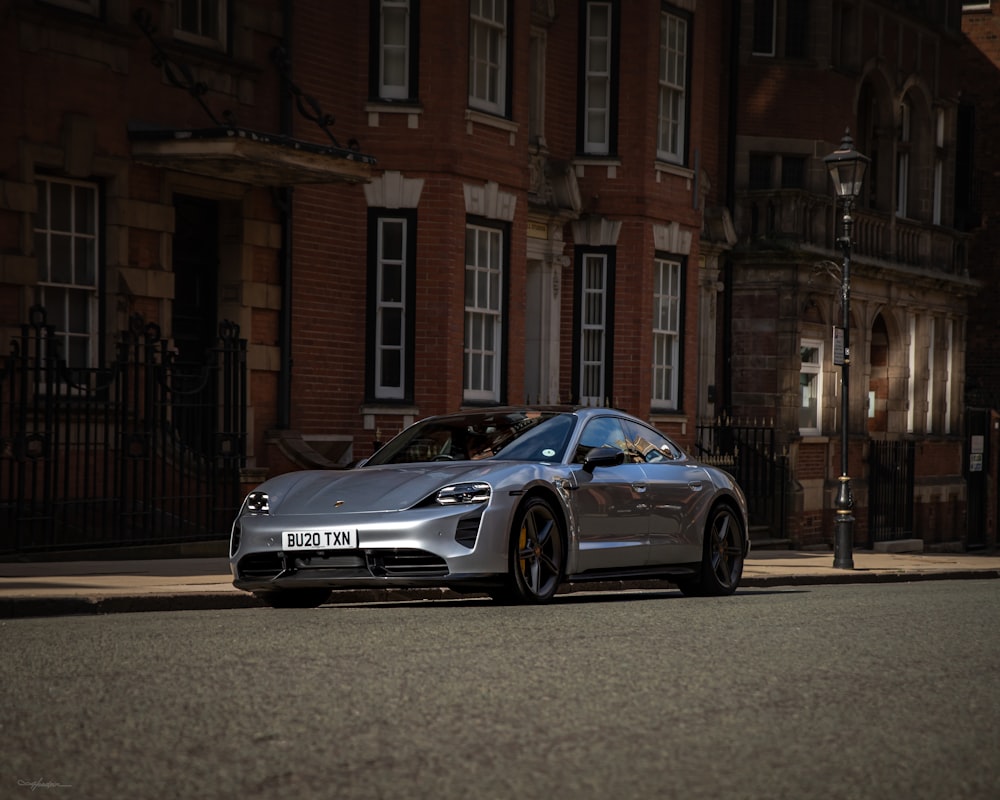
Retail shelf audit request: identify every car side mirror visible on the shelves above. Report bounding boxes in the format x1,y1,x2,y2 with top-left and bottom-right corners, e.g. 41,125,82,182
582,446,626,473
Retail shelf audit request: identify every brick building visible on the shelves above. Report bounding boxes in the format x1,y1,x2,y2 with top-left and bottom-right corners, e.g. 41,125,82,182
959,0,1000,550
0,0,990,553
276,0,729,471
961,1,1000,405
0,0,730,551
715,0,978,549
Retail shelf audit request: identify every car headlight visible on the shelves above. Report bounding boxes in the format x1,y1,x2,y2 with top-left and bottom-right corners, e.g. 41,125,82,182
243,490,270,515
435,482,491,505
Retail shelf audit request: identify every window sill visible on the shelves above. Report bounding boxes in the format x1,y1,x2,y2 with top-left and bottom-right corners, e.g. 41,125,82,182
173,30,228,54
366,102,424,129
360,404,420,432
464,109,518,144
654,160,695,185
573,157,622,179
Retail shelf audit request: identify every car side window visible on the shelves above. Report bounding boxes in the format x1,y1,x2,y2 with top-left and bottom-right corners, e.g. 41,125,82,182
622,420,683,463
573,416,638,464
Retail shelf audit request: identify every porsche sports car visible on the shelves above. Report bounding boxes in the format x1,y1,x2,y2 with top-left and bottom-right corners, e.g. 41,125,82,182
230,406,750,606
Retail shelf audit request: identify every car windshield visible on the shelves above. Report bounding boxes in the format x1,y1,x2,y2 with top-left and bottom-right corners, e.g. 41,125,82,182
364,411,576,465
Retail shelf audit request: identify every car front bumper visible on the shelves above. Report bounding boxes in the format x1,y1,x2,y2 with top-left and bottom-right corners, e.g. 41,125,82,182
229,503,509,592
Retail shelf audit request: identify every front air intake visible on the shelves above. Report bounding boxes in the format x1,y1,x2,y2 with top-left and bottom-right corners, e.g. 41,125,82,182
455,514,482,549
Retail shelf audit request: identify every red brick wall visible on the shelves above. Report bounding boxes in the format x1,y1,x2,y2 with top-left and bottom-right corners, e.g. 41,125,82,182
279,0,726,454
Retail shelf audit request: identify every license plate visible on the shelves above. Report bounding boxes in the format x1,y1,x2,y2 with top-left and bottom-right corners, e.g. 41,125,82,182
281,529,357,551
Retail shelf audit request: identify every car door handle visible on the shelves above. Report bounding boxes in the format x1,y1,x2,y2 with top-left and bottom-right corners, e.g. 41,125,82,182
632,483,648,492
689,482,704,491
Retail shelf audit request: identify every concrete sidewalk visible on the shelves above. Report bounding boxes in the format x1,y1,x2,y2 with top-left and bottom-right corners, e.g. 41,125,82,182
2,549,999,618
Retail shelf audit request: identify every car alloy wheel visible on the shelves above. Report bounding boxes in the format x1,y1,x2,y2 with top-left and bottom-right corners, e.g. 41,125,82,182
677,503,745,597
508,496,563,603
703,503,745,595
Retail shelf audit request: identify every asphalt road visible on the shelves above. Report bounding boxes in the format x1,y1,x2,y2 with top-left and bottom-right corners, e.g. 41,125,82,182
3,581,999,800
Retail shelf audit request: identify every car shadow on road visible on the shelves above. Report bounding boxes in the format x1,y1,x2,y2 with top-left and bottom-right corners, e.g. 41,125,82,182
323,586,808,609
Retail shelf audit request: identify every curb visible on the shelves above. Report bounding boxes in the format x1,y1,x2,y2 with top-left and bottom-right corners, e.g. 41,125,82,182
0,592,263,620
741,569,1000,588
3,569,999,619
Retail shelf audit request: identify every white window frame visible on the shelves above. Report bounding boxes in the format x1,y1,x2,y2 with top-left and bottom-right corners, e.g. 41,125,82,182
379,0,410,100
799,338,824,436
175,0,227,50
652,257,682,409
464,223,504,402
580,253,608,405
469,0,507,115
34,177,100,371
375,217,408,399
584,2,612,154
657,11,687,164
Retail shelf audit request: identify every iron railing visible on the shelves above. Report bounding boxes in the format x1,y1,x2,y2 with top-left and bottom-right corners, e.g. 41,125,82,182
695,417,788,540
868,439,915,544
0,307,246,554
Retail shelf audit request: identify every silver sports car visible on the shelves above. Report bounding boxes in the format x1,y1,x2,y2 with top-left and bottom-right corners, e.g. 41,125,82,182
229,406,750,606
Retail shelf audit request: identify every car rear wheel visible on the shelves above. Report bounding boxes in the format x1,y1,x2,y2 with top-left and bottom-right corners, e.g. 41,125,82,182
497,496,564,604
252,588,332,608
677,503,745,597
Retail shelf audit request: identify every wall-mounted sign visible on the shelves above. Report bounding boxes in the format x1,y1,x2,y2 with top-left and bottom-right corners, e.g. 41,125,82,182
833,327,845,366
527,221,548,239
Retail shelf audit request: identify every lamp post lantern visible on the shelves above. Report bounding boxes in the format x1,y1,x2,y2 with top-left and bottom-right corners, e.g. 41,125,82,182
823,129,869,570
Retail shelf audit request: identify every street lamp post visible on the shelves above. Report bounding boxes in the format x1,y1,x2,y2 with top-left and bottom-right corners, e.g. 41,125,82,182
823,130,869,570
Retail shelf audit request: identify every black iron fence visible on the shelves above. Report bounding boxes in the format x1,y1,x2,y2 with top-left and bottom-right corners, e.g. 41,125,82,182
695,417,788,540
867,438,915,544
0,307,246,554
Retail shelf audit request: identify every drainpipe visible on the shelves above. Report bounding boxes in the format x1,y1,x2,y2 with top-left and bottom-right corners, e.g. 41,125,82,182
725,0,740,214
277,0,294,429
722,0,741,415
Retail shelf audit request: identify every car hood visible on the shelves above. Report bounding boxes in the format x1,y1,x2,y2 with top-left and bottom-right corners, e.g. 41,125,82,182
256,463,506,515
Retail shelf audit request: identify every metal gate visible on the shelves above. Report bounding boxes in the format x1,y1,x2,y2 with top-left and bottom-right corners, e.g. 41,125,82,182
696,417,788,539
867,439,915,544
0,307,246,554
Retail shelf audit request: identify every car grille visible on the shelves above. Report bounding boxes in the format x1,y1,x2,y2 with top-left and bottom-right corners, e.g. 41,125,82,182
236,549,449,581
366,549,449,577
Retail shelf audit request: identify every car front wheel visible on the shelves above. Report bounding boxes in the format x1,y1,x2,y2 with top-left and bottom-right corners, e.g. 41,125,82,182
677,503,745,597
500,496,564,604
